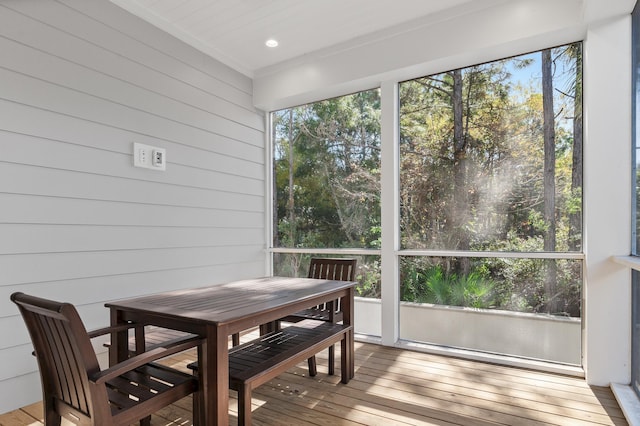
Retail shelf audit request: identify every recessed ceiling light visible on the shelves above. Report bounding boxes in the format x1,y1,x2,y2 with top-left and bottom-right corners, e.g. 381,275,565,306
265,39,279,48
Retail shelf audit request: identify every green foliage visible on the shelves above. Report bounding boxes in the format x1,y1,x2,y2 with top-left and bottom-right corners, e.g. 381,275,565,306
566,187,582,215
398,44,582,255
401,264,497,309
400,256,580,316
272,42,583,317
355,257,381,298
273,90,381,250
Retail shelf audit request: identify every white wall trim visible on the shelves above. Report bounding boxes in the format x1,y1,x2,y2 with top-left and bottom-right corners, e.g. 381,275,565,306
582,14,633,386
394,340,585,377
380,80,400,346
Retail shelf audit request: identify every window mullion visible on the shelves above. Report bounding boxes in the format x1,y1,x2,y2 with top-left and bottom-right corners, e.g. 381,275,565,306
380,80,400,346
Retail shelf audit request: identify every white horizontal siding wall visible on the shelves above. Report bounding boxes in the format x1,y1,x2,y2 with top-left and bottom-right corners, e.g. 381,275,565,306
0,0,265,413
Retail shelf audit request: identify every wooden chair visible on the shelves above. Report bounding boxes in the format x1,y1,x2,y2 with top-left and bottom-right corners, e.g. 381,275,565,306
11,292,203,426
278,257,357,376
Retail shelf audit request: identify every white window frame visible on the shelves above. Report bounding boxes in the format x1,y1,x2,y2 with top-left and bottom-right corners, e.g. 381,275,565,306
265,61,586,375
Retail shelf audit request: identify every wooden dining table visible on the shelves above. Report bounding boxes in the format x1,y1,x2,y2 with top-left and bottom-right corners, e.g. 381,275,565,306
105,276,356,425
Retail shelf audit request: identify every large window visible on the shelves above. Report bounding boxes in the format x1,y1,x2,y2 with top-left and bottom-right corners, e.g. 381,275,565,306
398,43,583,363
271,90,382,298
270,43,584,365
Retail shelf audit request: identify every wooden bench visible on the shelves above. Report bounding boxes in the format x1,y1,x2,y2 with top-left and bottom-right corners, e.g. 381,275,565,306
188,319,353,425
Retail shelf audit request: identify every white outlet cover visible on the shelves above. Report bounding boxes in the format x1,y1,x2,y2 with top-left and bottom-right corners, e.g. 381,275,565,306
133,142,166,171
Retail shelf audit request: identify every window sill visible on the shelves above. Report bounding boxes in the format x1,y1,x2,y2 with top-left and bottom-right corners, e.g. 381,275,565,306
611,383,640,426
612,255,640,272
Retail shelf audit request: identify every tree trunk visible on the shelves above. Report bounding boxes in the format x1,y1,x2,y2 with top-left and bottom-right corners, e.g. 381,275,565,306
569,44,583,252
452,69,470,275
542,49,558,313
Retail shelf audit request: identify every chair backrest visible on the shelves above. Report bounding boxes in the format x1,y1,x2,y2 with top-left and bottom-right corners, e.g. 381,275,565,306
306,258,357,313
307,258,357,282
11,292,102,422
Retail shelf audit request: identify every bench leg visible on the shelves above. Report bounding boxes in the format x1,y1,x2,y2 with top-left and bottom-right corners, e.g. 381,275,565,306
191,345,204,426
307,355,317,376
192,385,204,426
328,344,335,375
238,385,252,426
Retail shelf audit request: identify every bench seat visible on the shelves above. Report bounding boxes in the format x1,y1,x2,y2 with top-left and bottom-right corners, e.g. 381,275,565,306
189,319,352,425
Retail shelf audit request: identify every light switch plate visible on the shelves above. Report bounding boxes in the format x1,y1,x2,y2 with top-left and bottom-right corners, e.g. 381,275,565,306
133,143,166,171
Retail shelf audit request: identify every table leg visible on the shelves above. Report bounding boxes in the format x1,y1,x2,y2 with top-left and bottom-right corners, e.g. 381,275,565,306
344,287,355,379
348,329,355,379
340,333,348,384
108,308,128,366
202,324,229,425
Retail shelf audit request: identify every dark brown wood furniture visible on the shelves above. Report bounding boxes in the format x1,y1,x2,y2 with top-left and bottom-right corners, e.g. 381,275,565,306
11,292,202,426
279,258,357,376
106,277,356,426
105,325,223,358
188,319,352,425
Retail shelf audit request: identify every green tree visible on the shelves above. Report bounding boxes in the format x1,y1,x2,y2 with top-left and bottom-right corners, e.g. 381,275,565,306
398,43,582,316
273,90,381,250
542,48,559,313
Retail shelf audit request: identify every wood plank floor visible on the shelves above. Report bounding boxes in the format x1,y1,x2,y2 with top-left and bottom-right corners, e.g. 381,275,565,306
0,341,627,425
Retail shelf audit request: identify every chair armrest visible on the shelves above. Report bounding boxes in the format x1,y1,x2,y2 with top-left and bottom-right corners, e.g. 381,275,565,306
87,323,135,339
91,335,203,384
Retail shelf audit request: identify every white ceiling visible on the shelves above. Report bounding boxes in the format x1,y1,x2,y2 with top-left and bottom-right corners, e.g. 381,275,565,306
109,0,476,77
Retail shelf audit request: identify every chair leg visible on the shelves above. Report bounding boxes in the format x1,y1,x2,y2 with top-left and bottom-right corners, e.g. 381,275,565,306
259,321,278,335
307,355,317,377
328,344,335,375
44,410,62,426
43,397,61,426
140,415,151,426
232,332,240,346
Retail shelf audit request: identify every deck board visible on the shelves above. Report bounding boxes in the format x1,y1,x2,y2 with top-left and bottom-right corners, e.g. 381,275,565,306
0,340,627,425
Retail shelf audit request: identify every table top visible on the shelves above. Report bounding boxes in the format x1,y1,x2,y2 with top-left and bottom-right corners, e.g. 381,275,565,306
106,276,356,326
